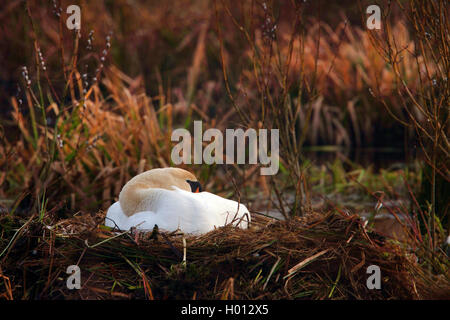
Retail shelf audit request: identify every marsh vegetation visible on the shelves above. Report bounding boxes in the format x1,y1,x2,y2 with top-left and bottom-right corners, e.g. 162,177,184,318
0,0,448,299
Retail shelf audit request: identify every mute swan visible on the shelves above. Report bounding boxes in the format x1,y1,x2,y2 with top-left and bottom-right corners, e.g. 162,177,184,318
119,167,202,217
105,168,250,235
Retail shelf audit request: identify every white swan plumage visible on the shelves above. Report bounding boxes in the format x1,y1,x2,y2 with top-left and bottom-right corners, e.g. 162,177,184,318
105,168,250,235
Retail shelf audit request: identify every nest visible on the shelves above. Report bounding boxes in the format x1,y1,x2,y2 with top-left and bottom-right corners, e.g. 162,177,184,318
0,210,448,300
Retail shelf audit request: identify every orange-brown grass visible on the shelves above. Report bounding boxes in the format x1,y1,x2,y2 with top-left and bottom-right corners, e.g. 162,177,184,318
0,0,448,301
3,65,260,213
237,18,435,147
1,1,434,148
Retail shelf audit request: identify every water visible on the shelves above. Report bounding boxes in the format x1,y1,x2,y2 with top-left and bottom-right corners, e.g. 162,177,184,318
256,148,415,240
302,147,413,171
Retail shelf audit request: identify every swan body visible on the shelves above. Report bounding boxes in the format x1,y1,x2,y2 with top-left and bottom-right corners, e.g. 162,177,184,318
105,187,250,234
105,167,250,235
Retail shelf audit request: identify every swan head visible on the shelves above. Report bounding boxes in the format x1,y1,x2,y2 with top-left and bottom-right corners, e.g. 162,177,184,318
186,179,202,193
119,167,201,216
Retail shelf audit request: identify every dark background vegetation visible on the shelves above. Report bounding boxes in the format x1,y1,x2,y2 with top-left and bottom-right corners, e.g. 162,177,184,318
0,0,419,147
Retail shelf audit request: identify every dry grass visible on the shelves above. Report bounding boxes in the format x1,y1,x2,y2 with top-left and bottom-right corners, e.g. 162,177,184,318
235,17,434,147
0,0,448,300
0,1,434,148
1,210,448,300
3,65,263,214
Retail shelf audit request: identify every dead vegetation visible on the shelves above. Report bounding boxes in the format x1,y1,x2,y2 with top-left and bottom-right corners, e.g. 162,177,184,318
1,211,448,300
0,0,449,300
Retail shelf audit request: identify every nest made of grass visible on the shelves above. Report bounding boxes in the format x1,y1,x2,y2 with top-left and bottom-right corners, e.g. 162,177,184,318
0,210,448,300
